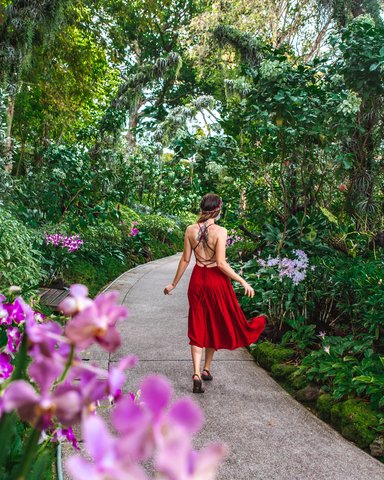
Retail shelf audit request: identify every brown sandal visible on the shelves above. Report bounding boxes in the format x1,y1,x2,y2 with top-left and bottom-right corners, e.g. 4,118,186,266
192,374,205,393
201,369,213,381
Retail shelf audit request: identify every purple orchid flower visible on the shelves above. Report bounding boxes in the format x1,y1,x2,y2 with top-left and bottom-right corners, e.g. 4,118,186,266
1,297,32,325
112,376,204,460
64,291,128,352
108,355,138,400
6,326,22,354
60,284,93,316
155,435,227,480
3,358,82,428
67,414,149,480
0,352,13,382
52,426,80,450
67,374,226,480
26,316,69,361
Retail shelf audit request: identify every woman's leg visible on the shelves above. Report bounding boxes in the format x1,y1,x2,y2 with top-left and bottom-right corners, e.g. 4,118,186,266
191,345,203,376
204,347,215,371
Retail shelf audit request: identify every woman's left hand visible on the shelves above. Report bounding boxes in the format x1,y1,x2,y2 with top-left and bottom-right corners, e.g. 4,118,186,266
164,284,175,295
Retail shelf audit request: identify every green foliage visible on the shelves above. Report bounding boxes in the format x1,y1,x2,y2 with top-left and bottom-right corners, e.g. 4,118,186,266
226,240,257,261
61,210,186,294
139,215,179,241
0,412,55,480
299,335,384,409
281,318,317,353
308,255,384,336
336,15,384,95
64,256,132,297
0,207,43,291
235,251,316,332
2,1,384,462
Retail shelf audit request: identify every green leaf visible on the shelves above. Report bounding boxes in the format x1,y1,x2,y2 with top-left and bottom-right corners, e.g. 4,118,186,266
353,375,374,383
319,206,338,225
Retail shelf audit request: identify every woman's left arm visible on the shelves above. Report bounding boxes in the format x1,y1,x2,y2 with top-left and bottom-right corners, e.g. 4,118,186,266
164,227,192,295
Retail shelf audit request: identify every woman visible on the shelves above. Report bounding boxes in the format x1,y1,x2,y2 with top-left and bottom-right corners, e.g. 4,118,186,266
164,193,266,393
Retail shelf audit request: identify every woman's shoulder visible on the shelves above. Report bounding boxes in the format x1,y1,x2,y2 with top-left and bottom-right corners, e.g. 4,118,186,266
186,223,226,235
185,224,198,236
186,223,198,231
216,225,227,237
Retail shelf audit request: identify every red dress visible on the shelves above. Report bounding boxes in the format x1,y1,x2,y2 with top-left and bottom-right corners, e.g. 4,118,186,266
187,224,266,350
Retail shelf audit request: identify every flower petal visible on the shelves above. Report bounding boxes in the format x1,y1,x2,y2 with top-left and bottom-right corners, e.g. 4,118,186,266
3,380,40,422
96,325,121,353
111,396,149,435
118,355,138,371
140,375,172,416
54,386,82,426
192,442,228,480
168,397,203,435
70,284,89,298
82,414,115,462
66,456,99,480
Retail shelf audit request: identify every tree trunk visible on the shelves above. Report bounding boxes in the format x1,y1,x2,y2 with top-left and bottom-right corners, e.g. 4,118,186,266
344,100,377,225
126,107,139,150
4,95,14,169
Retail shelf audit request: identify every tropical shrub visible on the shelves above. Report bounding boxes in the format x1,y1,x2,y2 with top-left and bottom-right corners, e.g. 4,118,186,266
0,208,44,292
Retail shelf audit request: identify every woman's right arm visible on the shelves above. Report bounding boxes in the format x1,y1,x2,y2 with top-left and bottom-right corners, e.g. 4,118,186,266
215,229,255,298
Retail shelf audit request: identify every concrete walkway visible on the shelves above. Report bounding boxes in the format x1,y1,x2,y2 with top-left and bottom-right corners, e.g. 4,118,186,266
65,254,384,480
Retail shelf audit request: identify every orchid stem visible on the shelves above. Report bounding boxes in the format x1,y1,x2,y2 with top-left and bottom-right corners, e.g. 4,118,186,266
15,426,42,480
58,344,75,383
11,333,28,381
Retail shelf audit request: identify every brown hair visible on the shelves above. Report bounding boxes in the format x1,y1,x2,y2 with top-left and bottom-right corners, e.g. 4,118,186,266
197,193,222,223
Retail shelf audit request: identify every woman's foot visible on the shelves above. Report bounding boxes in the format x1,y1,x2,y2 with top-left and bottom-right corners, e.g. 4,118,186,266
201,369,213,381
192,374,205,393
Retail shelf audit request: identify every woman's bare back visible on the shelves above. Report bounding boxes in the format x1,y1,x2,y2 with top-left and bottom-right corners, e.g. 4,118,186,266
187,222,224,267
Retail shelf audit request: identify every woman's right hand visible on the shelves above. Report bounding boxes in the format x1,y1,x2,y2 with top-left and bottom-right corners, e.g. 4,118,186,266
241,281,255,298
164,284,175,295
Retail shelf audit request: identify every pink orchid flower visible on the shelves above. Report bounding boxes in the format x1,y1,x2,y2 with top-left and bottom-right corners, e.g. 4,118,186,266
0,352,13,382
3,358,82,428
65,291,128,352
6,326,22,354
155,435,227,480
60,284,93,316
67,415,149,480
108,355,138,400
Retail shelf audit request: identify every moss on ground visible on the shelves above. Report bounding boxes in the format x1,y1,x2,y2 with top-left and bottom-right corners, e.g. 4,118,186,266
330,399,378,449
271,363,297,380
289,371,309,390
250,341,295,371
317,394,337,422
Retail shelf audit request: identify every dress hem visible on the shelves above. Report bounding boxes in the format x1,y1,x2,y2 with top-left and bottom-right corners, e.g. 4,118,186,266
188,314,266,351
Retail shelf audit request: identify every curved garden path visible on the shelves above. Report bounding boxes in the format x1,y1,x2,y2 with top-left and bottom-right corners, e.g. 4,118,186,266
64,253,384,480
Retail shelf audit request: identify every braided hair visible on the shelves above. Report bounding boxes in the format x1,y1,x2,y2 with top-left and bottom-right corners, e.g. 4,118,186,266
197,193,222,224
